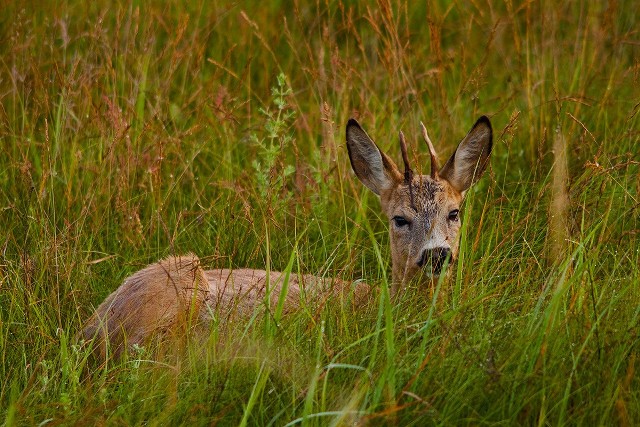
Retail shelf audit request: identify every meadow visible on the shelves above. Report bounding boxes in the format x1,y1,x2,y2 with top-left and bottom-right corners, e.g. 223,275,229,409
1,1,639,425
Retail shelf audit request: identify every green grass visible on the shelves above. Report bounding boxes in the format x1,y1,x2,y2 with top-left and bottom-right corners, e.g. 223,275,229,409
1,0,639,425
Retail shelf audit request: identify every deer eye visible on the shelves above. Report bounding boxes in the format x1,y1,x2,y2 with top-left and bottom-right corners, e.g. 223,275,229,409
448,209,460,222
392,216,410,228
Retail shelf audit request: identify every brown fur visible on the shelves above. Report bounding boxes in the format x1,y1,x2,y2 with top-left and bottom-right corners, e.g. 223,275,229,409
81,255,372,359
81,254,208,358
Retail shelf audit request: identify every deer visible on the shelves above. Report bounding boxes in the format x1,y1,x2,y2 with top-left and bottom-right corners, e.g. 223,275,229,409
81,116,492,359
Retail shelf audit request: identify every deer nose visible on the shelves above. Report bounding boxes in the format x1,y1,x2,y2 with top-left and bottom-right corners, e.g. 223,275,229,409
431,247,451,274
417,247,451,274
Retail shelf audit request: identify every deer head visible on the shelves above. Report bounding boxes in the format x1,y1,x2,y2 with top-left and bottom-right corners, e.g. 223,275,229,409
346,116,493,292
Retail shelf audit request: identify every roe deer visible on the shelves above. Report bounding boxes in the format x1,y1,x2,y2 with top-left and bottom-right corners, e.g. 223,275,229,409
81,116,492,359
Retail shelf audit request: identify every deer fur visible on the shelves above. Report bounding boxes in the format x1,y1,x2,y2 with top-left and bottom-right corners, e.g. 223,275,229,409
81,116,492,359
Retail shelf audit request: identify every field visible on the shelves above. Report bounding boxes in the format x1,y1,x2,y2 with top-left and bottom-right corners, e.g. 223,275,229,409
1,1,639,425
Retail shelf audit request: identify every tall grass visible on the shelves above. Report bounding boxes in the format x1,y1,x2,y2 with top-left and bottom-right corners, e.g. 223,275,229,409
1,1,638,425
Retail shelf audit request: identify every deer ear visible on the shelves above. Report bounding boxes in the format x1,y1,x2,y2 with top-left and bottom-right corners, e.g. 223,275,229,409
346,119,402,195
439,116,493,193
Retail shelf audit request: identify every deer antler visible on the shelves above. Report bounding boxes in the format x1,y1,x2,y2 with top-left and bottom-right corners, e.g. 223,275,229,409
399,130,413,184
399,130,416,207
420,122,439,178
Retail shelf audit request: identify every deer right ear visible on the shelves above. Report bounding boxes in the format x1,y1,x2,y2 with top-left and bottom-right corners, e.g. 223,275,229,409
346,119,402,195
439,116,493,194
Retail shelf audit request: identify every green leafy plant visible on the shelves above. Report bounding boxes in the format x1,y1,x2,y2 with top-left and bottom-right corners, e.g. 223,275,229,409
251,73,296,216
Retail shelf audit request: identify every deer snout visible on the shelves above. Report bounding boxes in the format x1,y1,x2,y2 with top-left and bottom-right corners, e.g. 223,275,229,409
417,247,451,275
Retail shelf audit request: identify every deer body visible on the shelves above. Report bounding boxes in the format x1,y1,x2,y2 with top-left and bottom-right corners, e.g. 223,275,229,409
82,254,367,358
81,117,492,359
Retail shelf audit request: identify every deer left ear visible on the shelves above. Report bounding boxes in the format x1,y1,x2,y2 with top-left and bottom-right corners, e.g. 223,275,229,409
439,116,493,193
346,119,403,195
